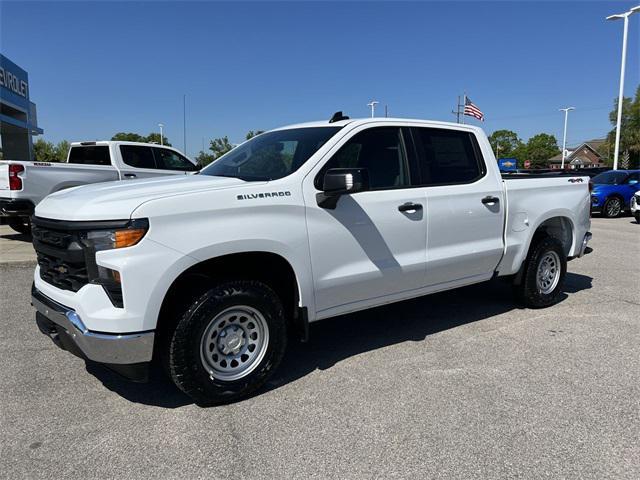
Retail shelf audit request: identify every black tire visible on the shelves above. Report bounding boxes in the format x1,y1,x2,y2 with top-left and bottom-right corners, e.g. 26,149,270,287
513,236,567,309
603,197,623,218
635,212,640,224
8,218,31,235
166,280,287,405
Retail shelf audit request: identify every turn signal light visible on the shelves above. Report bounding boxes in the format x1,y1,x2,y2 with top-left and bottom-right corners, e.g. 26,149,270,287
114,228,147,248
9,164,24,190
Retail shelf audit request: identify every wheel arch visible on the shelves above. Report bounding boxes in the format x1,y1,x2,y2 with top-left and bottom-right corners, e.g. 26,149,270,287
511,214,575,283
155,251,307,349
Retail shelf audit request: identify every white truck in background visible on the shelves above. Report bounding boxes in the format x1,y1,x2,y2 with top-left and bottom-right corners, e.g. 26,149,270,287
30,115,593,405
0,141,198,234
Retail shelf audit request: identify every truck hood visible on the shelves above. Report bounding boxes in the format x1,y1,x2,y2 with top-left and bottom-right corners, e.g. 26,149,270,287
35,175,251,221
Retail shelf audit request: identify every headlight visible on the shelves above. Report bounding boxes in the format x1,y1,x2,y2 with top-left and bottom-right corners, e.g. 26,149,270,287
84,219,149,251
81,218,148,308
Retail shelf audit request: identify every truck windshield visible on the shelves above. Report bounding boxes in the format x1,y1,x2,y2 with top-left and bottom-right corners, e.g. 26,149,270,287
592,171,628,185
200,127,342,181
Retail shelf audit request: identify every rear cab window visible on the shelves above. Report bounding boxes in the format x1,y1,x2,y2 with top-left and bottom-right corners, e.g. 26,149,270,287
68,146,111,166
410,127,485,186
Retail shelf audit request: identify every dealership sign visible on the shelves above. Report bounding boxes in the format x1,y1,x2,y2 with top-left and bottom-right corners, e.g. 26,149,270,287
0,55,30,108
0,67,28,98
498,158,518,172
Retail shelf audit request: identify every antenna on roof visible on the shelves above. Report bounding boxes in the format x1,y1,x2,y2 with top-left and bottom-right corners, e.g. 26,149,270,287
329,111,349,123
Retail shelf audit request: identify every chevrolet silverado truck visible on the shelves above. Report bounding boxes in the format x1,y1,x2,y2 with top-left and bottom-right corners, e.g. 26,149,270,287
30,115,593,405
0,141,198,234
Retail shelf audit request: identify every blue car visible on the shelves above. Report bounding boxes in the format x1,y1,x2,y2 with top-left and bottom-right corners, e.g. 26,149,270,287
590,170,640,217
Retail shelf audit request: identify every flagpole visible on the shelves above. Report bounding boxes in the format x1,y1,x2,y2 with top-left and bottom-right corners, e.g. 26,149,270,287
461,92,466,124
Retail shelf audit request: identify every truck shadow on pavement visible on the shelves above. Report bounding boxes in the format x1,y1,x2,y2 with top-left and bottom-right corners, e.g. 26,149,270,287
0,231,32,243
86,272,592,408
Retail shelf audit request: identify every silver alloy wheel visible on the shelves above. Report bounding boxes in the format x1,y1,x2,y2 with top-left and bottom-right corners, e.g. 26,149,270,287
536,251,561,295
606,198,622,217
200,305,269,381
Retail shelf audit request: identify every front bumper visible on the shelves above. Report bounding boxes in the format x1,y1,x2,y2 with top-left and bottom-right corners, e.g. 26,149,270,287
0,197,34,218
32,285,155,380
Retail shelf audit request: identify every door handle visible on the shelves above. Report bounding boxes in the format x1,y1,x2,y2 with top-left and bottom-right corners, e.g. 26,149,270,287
398,202,423,212
481,196,500,205
124,173,137,179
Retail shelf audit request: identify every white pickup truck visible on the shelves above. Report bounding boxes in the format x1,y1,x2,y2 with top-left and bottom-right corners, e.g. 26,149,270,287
0,141,198,233
30,115,592,405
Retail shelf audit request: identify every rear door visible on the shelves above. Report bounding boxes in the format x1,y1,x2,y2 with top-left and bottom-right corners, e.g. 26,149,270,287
409,126,504,287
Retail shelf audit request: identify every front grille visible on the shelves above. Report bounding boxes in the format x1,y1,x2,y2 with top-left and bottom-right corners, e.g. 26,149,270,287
32,222,89,292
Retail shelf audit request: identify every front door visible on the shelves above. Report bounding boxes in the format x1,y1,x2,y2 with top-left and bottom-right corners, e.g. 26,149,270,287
304,126,427,317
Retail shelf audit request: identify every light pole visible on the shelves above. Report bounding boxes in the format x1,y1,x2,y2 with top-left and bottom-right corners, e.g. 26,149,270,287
606,5,640,170
559,107,574,169
158,123,164,146
367,100,379,118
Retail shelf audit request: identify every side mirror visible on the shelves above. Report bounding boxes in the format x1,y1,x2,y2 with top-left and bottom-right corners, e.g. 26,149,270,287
317,168,369,209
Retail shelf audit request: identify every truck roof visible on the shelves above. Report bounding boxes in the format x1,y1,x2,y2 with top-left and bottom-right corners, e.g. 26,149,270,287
275,117,485,133
69,141,181,149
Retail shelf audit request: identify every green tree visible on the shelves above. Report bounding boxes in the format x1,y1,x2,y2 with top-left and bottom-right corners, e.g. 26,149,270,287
209,136,234,159
111,132,146,142
54,140,70,162
245,130,265,140
33,139,57,162
525,133,561,168
144,132,171,146
195,150,216,167
488,129,523,159
602,85,640,168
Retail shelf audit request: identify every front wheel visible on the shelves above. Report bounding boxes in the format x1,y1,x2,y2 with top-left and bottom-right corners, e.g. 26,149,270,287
603,197,623,218
166,280,287,405
514,236,567,308
635,212,640,224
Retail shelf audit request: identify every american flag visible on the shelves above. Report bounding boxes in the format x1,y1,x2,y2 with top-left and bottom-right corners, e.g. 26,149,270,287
464,97,484,121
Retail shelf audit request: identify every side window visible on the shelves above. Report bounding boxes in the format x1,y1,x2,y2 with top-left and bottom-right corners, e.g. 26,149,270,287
153,148,198,171
120,145,156,169
68,146,111,166
412,128,484,185
626,172,639,185
317,127,409,190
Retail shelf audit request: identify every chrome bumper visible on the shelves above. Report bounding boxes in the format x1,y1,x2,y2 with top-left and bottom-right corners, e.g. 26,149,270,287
32,286,154,365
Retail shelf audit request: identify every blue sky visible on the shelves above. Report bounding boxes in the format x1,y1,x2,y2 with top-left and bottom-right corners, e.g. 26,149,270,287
1,1,639,157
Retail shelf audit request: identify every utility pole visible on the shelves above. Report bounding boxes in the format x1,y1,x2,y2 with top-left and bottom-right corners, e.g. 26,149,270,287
183,94,187,154
559,107,575,169
606,6,640,170
384,104,388,118
452,95,463,123
158,123,164,146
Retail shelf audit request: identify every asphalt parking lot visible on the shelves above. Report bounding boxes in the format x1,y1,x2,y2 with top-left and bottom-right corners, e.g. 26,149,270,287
1,216,638,480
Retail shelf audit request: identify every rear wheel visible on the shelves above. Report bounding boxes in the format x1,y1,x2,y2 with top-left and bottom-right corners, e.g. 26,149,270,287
166,280,287,405
635,212,640,224
8,218,31,235
603,197,623,218
514,236,567,308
